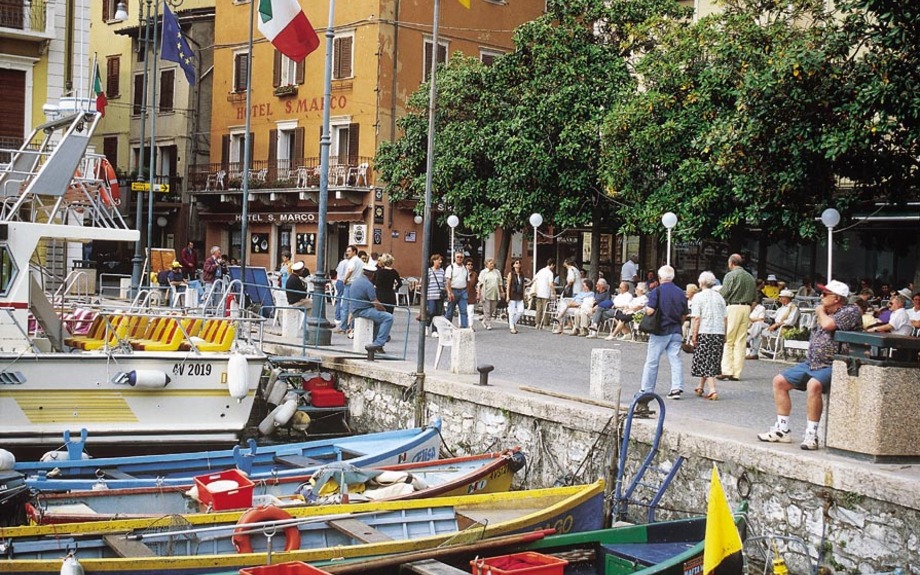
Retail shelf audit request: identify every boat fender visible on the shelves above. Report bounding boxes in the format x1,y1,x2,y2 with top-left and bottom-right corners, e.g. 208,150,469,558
0,448,15,470
232,505,300,553
258,406,283,436
290,410,311,432
273,396,299,427
227,353,249,401
509,450,527,473
265,378,288,406
60,552,84,575
261,367,283,401
40,450,90,463
126,370,171,389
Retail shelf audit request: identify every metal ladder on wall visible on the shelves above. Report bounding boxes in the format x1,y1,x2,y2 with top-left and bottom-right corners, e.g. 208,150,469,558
612,392,685,523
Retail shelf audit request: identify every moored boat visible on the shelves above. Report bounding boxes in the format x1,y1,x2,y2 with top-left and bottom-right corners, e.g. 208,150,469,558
0,111,268,449
0,480,605,575
16,418,443,490
23,449,525,524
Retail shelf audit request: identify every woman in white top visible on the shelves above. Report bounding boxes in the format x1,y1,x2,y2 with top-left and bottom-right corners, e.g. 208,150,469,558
690,271,727,400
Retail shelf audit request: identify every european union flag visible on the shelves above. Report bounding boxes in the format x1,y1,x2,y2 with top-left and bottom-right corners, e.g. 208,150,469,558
161,3,196,86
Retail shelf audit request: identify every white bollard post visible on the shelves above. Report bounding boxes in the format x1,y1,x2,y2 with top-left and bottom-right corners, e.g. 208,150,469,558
352,317,375,353
590,348,621,404
450,328,477,375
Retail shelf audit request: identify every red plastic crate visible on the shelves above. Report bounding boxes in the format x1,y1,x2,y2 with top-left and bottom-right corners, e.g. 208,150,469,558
194,469,254,511
470,552,568,575
310,388,346,408
239,561,331,575
302,373,335,392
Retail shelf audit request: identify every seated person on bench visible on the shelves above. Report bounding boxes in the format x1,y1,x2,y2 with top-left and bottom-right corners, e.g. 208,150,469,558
350,262,393,353
286,261,313,309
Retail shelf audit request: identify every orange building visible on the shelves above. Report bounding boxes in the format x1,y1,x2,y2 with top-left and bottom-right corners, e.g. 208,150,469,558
191,0,544,278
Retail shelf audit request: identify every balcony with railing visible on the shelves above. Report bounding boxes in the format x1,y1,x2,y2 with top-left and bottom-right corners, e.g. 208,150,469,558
189,156,374,205
0,0,53,40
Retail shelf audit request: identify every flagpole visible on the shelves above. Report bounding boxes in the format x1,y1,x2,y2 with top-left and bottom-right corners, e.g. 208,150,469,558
146,0,161,282
88,52,97,115
305,0,334,346
239,0,255,290
415,0,440,380
130,0,154,298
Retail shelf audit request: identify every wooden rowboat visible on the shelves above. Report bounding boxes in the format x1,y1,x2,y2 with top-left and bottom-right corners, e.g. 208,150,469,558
24,450,526,524
0,480,605,575
17,418,442,491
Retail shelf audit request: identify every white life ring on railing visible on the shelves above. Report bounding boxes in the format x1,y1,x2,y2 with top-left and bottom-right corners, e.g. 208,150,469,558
96,158,120,206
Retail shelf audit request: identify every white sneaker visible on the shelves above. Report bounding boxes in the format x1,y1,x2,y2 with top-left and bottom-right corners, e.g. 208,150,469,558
800,430,819,450
432,332,439,338
586,330,598,339
552,328,562,334
604,334,616,341
757,424,792,443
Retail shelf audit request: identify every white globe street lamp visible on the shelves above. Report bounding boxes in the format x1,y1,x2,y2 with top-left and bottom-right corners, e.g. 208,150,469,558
529,213,543,279
821,208,840,282
413,214,423,225
447,214,460,255
661,212,678,267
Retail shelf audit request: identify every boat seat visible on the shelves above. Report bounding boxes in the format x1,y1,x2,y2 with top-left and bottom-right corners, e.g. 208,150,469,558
76,315,133,350
64,315,106,347
133,318,201,351
601,542,695,567
401,559,469,574
272,454,325,469
179,319,235,352
102,534,156,557
328,518,394,543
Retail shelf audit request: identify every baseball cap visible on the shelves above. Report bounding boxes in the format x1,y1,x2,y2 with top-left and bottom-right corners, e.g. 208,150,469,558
898,288,912,299
778,289,795,298
292,261,305,272
171,261,182,268
818,280,849,299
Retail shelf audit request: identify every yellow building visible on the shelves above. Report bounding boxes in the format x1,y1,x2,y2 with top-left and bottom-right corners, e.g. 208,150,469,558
193,0,545,278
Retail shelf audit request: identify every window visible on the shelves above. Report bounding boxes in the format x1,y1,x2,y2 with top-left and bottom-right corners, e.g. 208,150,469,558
158,69,175,112
106,56,120,97
333,35,353,80
480,49,503,67
423,40,448,82
233,51,249,92
331,122,359,165
0,246,16,297
273,53,304,87
102,0,120,22
132,73,144,115
103,137,118,169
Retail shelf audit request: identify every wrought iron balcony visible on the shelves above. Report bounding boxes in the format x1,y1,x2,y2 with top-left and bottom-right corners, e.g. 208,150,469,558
0,0,53,40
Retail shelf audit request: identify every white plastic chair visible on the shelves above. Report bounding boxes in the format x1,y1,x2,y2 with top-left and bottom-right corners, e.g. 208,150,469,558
432,316,454,369
271,289,287,326
396,283,410,307
347,162,369,187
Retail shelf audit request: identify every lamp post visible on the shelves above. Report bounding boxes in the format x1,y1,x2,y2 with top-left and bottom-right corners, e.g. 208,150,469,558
821,208,840,282
529,213,543,279
661,211,677,267
447,215,459,255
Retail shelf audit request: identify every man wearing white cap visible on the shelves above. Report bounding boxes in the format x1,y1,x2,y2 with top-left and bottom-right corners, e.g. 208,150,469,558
867,291,911,336
285,261,312,309
758,280,861,450
350,262,393,353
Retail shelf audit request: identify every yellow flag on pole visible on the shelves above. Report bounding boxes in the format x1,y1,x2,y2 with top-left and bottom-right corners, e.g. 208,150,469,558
458,0,471,8
703,465,744,575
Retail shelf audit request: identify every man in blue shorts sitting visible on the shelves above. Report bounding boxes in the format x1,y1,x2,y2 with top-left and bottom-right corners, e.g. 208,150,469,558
758,280,862,450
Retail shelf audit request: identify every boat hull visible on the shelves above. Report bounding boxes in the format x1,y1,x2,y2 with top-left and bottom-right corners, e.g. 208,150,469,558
0,352,264,446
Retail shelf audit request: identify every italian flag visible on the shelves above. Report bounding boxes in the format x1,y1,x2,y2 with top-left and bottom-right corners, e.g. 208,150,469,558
257,0,319,63
92,61,107,117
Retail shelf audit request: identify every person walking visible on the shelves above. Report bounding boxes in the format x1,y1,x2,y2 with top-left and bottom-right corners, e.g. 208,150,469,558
637,265,689,405
374,253,401,314
179,241,198,278
425,254,446,337
718,253,757,381
444,251,470,328
278,249,292,288
465,259,478,327
758,280,861,450
689,271,726,400
477,258,504,330
506,259,526,334
533,259,556,330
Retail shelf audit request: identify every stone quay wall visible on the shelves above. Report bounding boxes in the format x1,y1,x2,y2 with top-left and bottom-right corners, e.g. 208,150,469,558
321,359,919,574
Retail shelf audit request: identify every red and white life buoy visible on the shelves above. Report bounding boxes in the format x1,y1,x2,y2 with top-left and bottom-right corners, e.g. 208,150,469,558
232,505,301,553
95,158,120,206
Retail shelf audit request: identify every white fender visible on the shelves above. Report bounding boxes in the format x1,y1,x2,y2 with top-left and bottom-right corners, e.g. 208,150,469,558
261,367,283,400
40,450,90,463
227,353,249,400
127,370,171,389
258,405,284,436
60,554,85,575
0,448,15,470
273,397,299,427
265,379,288,406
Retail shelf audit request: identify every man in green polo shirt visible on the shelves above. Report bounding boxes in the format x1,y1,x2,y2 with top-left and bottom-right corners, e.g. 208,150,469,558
718,253,757,381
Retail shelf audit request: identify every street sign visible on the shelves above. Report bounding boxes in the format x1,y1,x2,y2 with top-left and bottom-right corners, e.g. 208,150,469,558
130,182,170,193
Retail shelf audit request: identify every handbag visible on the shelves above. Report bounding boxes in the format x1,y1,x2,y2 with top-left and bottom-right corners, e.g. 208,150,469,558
638,310,661,335
681,342,696,354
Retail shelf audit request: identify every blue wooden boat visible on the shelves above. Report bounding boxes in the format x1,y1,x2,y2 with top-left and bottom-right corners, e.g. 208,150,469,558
23,450,525,524
16,418,442,490
0,481,605,575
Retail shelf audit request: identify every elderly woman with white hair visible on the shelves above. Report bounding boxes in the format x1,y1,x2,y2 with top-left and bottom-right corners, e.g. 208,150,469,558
690,271,727,400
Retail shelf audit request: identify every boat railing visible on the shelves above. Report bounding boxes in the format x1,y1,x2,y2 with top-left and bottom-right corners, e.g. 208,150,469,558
50,269,94,304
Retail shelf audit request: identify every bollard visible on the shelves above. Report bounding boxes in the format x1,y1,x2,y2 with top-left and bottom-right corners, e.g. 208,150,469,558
476,364,494,386
365,344,379,362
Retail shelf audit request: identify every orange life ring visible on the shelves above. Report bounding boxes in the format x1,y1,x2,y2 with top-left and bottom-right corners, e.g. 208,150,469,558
95,158,120,206
232,505,301,554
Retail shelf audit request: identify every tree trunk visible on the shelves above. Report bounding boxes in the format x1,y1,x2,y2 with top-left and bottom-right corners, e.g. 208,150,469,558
495,228,512,275
590,202,602,283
